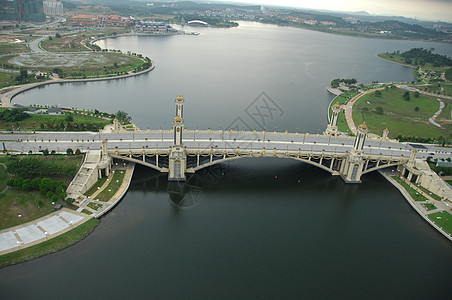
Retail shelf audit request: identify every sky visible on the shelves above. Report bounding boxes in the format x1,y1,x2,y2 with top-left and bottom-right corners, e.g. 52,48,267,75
211,0,452,22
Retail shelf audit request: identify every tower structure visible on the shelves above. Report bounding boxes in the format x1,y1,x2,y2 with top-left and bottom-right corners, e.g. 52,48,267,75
340,122,368,183
324,102,341,136
168,94,187,181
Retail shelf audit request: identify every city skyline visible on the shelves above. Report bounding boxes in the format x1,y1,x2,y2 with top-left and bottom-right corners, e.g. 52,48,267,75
212,0,452,22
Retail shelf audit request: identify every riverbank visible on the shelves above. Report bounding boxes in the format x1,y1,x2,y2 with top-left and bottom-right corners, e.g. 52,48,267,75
0,158,136,265
380,169,452,242
0,60,155,107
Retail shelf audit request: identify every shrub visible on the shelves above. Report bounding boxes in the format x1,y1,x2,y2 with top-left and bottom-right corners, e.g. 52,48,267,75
51,194,58,202
375,107,384,115
13,177,24,188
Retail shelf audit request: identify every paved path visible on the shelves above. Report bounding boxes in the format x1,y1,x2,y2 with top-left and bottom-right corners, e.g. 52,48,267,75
0,208,91,255
341,87,385,135
75,163,135,218
380,169,452,242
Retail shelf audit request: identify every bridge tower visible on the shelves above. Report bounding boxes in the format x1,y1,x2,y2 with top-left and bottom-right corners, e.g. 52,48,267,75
168,94,187,181
340,122,368,183
324,102,341,136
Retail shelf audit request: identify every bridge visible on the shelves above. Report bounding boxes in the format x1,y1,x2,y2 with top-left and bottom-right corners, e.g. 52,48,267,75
3,94,450,188
103,95,414,183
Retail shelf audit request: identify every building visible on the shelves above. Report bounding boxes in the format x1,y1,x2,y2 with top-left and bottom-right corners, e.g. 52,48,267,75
14,0,46,22
0,0,16,21
43,0,63,16
0,0,46,22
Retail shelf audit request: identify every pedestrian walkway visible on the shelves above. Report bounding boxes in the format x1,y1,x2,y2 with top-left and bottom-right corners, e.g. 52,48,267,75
0,208,91,255
76,162,135,218
380,169,452,242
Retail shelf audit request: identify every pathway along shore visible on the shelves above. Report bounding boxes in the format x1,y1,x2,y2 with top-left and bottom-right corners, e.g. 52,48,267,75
0,60,155,107
327,84,451,242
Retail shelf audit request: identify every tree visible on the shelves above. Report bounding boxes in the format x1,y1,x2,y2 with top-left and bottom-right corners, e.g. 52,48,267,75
65,114,74,122
403,91,410,101
415,106,420,111
55,32,61,38
31,178,41,190
66,148,73,155
375,107,384,115
116,110,131,124
414,91,420,98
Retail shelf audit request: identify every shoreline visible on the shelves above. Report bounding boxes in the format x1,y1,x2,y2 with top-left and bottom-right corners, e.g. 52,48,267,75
379,170,452,242
1,60,155,107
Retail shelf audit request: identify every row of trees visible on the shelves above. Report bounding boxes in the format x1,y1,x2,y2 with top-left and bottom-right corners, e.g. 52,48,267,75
400,48,452,67
6,157,78,179
330,78,357,88
7,177,67,203
0,108,30,122
38,121,104,131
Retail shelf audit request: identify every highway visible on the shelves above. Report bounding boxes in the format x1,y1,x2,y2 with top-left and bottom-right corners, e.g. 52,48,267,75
1,130,450,160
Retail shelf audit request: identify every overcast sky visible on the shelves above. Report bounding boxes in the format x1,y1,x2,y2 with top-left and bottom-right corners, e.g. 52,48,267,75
211,0,452,22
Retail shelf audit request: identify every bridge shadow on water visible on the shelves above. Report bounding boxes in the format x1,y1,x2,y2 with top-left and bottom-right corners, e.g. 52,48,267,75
128,157,384,210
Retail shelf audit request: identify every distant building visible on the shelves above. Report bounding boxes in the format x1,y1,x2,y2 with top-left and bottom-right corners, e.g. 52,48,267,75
0,0,46,22
0,0,16,21
14,0,46,22
135,21,177,33
43,0,63,16
67,14,132,28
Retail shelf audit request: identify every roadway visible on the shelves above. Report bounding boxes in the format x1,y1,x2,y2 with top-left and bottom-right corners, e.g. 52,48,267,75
1,130,450,160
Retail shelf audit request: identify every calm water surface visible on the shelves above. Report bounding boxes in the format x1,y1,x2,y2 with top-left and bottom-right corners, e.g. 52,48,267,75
3,22,452,299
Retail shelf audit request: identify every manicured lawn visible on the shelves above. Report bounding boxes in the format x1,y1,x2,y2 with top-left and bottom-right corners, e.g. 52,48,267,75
428,211,452,235
95,170,125,202
392,176,428,201
0,108,111,131
421,203,437,211
0,218,99,269
87,202,103,211
352,87,451,141
84,177,107,197
0,154,83,229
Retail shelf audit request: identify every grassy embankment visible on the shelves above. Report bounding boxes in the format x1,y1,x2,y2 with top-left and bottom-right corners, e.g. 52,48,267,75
0,154,83,229
0,218,99,269
0,107,111,131
351,86,451,142
84,169,126,209
378,52,451,84
391,176,451,237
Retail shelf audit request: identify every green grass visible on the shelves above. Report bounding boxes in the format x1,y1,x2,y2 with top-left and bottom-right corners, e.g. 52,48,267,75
81,209,92,215
0,43,29,55
87,202,103,211
422,203,437,211
392,176,428,201
446,180,452,185
329,92,358,134
416,185,441,201
428,211,452,235
0,218,99,269
352,87,451,141
95,170,125,202
0,108,111,131
0,154,83,229
84,177,107,197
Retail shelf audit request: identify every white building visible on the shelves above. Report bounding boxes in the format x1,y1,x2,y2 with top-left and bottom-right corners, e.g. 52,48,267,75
43,0,64,16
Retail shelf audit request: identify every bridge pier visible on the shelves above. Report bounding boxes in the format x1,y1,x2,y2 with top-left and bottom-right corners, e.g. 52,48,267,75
339,122,368,183
168,94,187,181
